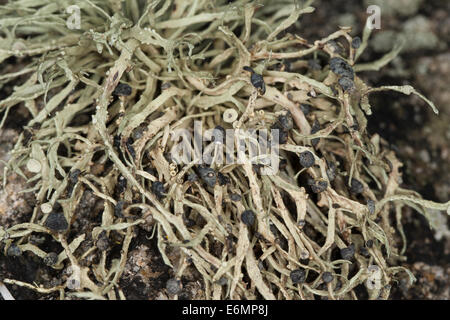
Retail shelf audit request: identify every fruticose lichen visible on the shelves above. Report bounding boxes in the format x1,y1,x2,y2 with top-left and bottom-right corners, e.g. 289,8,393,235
0,0,449,300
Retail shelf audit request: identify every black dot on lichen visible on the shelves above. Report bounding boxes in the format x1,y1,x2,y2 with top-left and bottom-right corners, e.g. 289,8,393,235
349,178,364,194
166,278,182,295
44,212,68,232
308,179,328,193
329,57,354,80
322,272,334,283
244,66,266,94
230,193,241,202
338,76,355,92
152,181,166,199
300,103,311,115
290,269,306,284
276,112,293,131
217,172,230,186
340,244,355,260
241,210,256,226
197,166,217,187
43,252,58,266
114,200,125,218
113,83,132,96
351,36,362,49
299,151,315,168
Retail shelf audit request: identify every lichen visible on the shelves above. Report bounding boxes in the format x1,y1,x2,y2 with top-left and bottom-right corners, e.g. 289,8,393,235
0,0,448,300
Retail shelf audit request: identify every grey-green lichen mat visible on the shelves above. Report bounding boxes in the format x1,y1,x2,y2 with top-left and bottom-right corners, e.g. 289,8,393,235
0,0,449,300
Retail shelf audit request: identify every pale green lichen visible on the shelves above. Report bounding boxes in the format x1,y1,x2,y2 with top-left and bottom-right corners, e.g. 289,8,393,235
0,0,448,300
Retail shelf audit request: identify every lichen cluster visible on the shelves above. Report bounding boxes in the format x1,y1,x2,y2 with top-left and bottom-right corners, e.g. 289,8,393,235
0,0,449,300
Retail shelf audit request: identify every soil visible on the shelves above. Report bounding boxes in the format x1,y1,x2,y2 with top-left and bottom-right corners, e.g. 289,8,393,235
0,0,448,300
